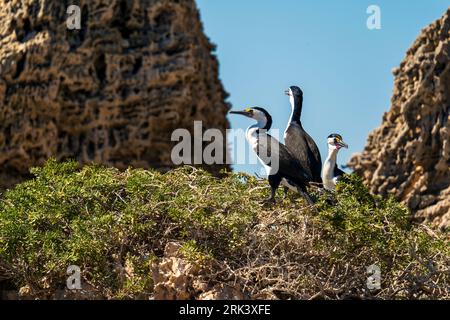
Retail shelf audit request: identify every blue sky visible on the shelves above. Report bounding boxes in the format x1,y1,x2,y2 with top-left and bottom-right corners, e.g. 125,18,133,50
196,0,449,175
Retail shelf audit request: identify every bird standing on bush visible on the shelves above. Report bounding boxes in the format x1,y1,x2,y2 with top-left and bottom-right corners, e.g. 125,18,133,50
230,107,314,204
322,133,348,191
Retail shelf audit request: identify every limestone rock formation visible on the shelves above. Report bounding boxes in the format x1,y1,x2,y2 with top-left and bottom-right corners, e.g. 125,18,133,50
0,0,230,187
151,242,245,300
349,9,450,229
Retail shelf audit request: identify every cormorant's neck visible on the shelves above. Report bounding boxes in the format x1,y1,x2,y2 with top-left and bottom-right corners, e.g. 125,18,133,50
289,95,303,124
326,147,339,162
251,117,272,131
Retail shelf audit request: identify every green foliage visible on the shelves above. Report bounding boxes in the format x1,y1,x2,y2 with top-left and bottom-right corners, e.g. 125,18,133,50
313,175,449,277
180,240,213,264
0,159,448,299
316,175,411,252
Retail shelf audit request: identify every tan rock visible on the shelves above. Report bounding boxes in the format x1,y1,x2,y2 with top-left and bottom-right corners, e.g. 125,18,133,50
151,242,196,300
0,0,230,188
164,241,183,258
198,283,245,300
151,241,246,300
349,9,450,230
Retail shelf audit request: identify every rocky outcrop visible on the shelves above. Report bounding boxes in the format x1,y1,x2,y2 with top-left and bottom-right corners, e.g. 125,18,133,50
349,9,450,229
0,0,230,187
151,242,245,300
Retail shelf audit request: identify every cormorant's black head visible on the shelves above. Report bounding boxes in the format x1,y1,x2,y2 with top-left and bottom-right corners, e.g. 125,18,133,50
327,133,348,150
285,86,303,98
229,107,272,130
327,133,342,140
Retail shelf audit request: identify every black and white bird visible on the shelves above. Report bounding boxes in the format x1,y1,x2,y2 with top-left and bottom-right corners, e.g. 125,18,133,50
284,86,322,183
230,107,314,204
321,133,348,191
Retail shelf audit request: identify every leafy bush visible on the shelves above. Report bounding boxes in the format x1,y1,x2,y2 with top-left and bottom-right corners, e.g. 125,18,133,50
0,159,448,299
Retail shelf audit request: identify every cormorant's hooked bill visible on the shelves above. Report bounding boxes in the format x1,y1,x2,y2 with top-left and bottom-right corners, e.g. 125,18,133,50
229,109,253,117
327,133,348,150
230,107,273,131
230,107,271,117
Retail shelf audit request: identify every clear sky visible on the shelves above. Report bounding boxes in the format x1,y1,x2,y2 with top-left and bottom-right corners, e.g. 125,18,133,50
196,0,449,175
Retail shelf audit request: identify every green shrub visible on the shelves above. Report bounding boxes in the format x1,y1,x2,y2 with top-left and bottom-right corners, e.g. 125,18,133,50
0,159,448,299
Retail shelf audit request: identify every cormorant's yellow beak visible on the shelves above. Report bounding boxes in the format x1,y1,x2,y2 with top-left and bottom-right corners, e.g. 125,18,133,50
230,108,253,117
336,138,348,149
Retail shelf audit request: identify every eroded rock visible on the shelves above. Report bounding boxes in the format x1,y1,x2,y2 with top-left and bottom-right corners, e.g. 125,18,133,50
349,9,450,229
0,0,230,188
151,242,205,300
151,242,246,300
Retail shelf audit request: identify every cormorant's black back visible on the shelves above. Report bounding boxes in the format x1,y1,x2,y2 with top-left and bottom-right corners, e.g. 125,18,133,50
254,131,312,186
285,122,322,183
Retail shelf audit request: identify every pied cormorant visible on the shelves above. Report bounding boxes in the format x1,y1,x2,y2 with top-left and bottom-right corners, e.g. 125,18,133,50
230,107,314,204
321,133,348,191
284,86,322,183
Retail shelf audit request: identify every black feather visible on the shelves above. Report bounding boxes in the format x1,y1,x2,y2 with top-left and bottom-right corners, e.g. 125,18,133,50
285,86,322,183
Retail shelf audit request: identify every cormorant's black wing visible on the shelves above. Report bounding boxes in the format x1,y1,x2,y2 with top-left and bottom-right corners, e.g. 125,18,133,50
333,164,345,179
284,122,322,183
255,132,312,184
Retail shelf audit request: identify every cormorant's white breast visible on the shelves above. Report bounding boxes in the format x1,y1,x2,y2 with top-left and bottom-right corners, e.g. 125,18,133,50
322,133,348,191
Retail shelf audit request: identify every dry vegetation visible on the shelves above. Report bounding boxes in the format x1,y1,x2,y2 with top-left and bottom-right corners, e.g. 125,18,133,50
0,160,448,299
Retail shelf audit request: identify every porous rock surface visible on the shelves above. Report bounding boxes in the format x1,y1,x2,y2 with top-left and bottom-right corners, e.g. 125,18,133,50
151,242,245,300
0,0,230,187
349,9,450,229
